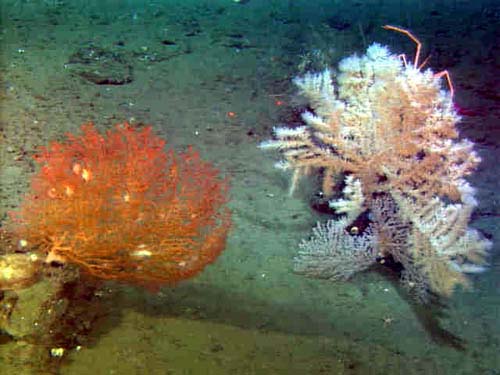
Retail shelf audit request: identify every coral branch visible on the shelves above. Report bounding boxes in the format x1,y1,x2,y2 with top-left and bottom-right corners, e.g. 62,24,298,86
9,123,231,289
261,40,491,301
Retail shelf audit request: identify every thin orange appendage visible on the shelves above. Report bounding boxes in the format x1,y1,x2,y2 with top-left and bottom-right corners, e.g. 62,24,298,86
417,54,431,70
396,53,407,67
383,25,421,68
434,70,454,98
383,25,454,98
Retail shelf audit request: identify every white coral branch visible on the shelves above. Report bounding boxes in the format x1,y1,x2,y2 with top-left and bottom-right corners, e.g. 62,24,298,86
294,219,378,281
329,176,364,225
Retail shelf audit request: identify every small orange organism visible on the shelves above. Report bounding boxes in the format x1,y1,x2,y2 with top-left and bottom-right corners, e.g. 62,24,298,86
9,123,231,289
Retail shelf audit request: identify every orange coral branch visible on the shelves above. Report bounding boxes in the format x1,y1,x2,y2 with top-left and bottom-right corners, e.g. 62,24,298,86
10,123,231,289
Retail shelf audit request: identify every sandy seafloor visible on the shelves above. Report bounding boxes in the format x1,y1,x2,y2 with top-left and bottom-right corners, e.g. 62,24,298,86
0,0,499,374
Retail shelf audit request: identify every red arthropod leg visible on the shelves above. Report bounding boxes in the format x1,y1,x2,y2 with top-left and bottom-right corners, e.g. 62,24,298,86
383,24,422,68
434,70,454,98
383,25,455,97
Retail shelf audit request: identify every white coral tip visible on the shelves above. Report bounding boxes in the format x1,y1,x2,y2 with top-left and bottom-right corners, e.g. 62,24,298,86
338,55,361,73
274,160,290,170
457,181,477,206
258,140,278,149
366,43,390,60
449,261,487,274
274,126,307,137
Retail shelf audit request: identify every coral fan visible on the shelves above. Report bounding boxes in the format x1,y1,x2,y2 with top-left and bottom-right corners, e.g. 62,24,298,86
260,40,491,301
9,123,231,289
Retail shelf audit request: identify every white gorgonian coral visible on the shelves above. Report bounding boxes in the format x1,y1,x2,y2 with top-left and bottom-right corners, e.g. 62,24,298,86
261,41,491,301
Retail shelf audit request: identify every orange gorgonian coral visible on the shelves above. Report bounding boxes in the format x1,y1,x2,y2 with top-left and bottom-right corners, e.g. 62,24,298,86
9,123,231,289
